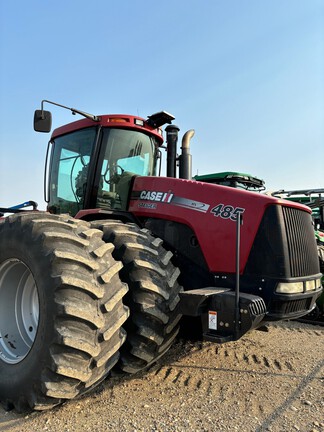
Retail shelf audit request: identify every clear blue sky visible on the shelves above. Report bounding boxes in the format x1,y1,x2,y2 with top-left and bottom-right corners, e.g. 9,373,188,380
0,0,323,210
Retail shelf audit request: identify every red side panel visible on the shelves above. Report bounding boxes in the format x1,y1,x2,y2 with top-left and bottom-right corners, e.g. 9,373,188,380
129,177,310,274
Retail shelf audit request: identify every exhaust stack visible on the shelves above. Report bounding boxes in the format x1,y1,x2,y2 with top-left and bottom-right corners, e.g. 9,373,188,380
179,129,194,179
165,124,180,178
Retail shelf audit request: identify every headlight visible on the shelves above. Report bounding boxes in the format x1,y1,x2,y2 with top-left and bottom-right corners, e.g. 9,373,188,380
305,280,315,291
276,278,322,294
306,278,322,291
276,282,304,294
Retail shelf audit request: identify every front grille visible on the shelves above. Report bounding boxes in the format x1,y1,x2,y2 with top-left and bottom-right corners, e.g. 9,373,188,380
282,207,319,277
270,298,312,315
245,205,320,279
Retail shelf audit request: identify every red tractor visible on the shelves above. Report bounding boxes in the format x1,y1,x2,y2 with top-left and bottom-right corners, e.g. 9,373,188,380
0,100,322,412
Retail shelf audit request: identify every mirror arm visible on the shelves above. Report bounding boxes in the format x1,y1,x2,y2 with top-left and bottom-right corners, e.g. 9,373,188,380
40,100,100,122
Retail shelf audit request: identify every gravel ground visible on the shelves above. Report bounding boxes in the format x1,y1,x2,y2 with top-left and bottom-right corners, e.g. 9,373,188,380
0,320,323,432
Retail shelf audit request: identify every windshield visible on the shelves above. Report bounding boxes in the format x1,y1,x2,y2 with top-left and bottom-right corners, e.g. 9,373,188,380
96,128,158,210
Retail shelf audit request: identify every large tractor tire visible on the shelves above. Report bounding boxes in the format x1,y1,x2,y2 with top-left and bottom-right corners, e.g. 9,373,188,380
0,212,129,412
92,220,183,374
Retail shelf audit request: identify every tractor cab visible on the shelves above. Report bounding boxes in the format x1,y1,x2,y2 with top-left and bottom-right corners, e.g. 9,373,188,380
47,121,161,216
35,100,193,217
34,101,179,216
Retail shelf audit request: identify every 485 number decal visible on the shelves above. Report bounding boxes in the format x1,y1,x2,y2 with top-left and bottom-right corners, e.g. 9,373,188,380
211,204,245,221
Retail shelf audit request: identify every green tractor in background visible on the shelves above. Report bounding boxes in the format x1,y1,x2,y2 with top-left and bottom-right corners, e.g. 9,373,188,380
194,171,266,192
194,173,324,323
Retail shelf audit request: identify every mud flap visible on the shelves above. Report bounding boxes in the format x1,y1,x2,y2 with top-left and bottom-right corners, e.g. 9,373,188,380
179,288,267,343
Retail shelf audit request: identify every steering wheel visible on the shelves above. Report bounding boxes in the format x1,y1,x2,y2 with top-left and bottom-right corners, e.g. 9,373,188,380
103,165,124,185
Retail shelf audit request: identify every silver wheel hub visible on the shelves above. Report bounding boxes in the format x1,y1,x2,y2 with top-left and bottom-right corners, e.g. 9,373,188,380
0,259,39,364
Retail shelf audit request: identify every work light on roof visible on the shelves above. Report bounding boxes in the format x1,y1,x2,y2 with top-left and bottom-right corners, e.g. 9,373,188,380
146,111,175,128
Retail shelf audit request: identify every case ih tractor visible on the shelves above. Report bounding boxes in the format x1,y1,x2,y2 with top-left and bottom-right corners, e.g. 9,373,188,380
0,101,322,412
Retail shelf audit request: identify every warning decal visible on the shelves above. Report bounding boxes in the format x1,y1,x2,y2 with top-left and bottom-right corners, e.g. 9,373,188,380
208,311,217,330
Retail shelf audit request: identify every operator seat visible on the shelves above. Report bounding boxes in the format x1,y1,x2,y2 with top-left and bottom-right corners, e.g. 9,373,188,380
97,191,118,210
96,173,119,210
115,171,135,210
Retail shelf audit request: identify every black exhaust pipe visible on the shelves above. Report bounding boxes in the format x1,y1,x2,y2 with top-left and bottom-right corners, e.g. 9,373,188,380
165,124,180,178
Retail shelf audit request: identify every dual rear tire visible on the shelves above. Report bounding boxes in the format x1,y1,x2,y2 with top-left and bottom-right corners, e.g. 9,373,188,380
0,214,182,411
92,220,183,373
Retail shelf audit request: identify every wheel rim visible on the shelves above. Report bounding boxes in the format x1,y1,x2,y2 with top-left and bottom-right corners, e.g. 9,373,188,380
0,259,39,364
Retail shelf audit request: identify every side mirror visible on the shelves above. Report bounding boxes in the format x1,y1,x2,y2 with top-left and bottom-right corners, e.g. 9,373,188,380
34,110,52,133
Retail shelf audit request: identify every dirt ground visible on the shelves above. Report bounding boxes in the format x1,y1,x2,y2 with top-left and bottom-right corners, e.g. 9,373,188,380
0,320,323,432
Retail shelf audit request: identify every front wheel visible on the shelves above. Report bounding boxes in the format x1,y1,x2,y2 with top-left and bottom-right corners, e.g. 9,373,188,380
0,213,129,412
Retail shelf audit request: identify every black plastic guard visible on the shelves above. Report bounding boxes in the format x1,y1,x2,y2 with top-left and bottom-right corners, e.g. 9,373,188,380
179,289,267,343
